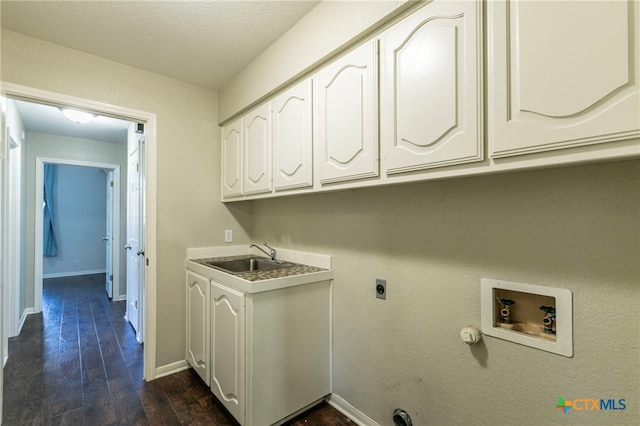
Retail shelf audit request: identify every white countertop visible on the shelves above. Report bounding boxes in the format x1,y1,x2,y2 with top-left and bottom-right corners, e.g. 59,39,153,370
185,245,334,294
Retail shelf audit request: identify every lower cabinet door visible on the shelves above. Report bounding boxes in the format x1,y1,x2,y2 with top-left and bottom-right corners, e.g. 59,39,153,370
210,281,246,424
186,271,209,385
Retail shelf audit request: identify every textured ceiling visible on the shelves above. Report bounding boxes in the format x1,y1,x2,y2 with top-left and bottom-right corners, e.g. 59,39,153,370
1,0,320,142
1,0,320,91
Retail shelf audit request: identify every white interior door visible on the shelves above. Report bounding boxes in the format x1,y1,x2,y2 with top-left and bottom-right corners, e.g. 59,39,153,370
126,124,144,341
104,170,114,298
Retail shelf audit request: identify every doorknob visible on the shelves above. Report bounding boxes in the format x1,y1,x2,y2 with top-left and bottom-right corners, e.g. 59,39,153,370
137,250,145,256
102,237,109,241
125,244,132,250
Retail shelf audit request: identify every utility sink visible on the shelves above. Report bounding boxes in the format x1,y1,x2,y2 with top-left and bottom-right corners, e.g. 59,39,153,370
204,257,292,273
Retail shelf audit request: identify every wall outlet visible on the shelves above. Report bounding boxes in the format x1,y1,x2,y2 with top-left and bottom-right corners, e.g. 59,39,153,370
376,278,386,300
224,229,233,243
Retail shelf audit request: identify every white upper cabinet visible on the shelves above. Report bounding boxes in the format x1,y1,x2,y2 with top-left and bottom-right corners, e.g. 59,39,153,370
380,0,483,174
221,118,243,198
243,103,272,195
220,0,639,203
273,79,313,191
489,0,640,157
315,39,379,184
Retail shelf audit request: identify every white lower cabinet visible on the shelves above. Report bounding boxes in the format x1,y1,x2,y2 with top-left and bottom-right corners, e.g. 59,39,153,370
244,281,331,426
186,271,210,386
211,281,246,423
187,266,332,426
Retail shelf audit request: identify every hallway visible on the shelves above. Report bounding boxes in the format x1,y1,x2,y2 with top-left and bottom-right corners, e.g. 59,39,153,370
2,274,349,425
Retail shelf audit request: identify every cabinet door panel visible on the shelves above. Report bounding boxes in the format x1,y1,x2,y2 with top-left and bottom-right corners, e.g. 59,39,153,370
244,103,272,195
489,0,640,157
221,119,242,198
211,282,245,424
186,271,209,385
273,79,313,191
316,40,379,184
381,0,483,174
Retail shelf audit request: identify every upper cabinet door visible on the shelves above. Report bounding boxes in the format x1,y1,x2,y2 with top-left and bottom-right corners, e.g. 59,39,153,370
221,118,243,198
489,0,640,157
243,103,272,195
315,40,379,184
273,79,313,191
380,0,483,174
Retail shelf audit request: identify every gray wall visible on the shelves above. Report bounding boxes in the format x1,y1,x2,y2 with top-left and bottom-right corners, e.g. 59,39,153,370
250,160,639,425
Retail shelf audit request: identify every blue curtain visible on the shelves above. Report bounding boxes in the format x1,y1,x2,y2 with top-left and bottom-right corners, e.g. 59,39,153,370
43,164,58,257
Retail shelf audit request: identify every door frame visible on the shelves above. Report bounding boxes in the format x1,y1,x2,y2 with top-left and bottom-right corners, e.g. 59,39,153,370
3,125,21,358
105,169,114,299
0,81,158,381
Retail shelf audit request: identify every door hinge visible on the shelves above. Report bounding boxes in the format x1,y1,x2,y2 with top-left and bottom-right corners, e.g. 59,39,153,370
110,180,114,187
135,300,138,309
136,163,139,172
109,274,113,282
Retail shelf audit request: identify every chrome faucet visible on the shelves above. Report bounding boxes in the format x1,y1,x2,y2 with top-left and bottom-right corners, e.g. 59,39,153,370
249,242,277,261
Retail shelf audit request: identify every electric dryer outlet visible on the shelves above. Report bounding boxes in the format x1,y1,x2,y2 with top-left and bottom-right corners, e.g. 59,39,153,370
376,279,386,300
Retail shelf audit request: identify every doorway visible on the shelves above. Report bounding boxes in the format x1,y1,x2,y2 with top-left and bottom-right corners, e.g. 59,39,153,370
0,82,158,381
37,160,121,300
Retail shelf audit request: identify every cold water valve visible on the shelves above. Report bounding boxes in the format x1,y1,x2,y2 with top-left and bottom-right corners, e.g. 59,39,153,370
540,305,556,334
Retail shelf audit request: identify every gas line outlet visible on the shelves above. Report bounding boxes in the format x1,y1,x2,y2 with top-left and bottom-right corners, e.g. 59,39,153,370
460,326,482,345
376,279,386,300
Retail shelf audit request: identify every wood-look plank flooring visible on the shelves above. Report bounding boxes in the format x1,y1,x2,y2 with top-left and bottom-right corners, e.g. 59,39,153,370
2,274,351,425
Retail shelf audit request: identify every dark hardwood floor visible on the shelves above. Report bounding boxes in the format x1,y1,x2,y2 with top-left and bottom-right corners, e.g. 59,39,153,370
2,274,351,425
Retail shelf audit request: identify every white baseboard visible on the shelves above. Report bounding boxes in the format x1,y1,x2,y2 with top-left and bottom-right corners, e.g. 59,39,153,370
112,294,126,302
326,394,381,426
43,269,106,279
5,308,36,366
18,308,35,335
155,360,190,379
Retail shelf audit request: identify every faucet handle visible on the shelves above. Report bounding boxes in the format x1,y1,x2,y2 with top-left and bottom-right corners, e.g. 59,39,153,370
263,242,276,260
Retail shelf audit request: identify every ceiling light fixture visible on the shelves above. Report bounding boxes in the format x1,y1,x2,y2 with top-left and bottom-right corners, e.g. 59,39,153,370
61,108,95,124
